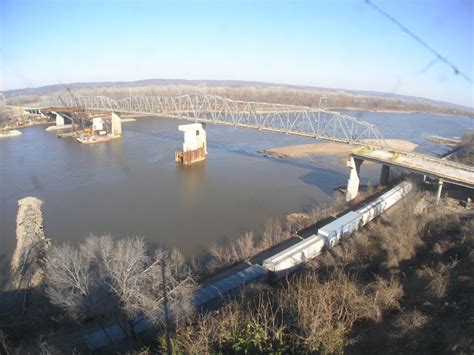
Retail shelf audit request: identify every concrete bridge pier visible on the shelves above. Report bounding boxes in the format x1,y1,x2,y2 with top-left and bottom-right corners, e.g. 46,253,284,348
111,112,122,136
53,111,65,127
436,179,444,204
346,157,363,201
175,123,207,165
380,165,390,186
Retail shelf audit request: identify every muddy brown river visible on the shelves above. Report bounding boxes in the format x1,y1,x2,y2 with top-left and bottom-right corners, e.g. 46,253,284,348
1,112,472,261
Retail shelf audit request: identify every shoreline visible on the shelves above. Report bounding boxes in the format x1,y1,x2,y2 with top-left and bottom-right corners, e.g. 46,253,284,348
9,121,51,130
0,130,22,138
331,107,473,119
45,124,73,131
262,139,419,162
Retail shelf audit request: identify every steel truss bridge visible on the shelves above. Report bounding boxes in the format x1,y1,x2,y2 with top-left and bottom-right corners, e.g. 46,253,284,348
42,95,387,146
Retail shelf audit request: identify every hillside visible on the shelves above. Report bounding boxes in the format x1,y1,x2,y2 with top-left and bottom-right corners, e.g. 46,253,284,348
3,79,473,119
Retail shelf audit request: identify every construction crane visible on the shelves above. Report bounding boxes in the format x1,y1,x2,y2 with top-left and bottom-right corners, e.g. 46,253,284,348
66,87,88,131
56,86,88,134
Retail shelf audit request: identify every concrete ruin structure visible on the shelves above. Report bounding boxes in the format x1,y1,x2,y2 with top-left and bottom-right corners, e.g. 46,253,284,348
175,123,207,165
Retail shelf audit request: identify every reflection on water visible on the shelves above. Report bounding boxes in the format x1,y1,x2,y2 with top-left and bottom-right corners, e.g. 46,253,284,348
177,161,208,205
0,112,472,258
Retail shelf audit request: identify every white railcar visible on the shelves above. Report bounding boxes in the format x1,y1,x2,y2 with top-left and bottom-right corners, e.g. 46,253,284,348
355,181,412,226
261,181,413,277
262,234,325,274
317,211,362,247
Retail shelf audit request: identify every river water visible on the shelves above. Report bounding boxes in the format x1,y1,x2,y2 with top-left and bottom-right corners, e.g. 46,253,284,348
1,112,472,260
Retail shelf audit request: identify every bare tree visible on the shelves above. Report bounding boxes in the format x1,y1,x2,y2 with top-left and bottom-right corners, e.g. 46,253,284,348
45,235,195,339
131,249,196,329
45,238,116,344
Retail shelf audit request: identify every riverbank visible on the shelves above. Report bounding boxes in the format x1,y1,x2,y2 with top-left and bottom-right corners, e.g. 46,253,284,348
11,121,51,130
45,124,72,131
165,191,473,354
332,107,473,119
0,130,22,138
2,179,472,352
262,139,418,162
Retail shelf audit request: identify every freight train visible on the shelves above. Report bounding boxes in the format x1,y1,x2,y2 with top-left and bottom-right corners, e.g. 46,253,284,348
263,180,412,275
85,181,413,350
193,181,413,307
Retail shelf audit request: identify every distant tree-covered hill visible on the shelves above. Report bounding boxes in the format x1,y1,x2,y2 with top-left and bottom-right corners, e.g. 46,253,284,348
3,79,473,119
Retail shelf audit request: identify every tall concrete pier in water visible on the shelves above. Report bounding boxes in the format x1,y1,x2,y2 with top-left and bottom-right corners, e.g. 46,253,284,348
175,123,207,165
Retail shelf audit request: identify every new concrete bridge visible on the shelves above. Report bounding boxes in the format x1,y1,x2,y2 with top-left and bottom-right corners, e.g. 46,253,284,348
346,147,474,202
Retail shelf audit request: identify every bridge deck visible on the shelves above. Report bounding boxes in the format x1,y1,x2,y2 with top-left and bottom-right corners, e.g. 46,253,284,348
352,147,474,188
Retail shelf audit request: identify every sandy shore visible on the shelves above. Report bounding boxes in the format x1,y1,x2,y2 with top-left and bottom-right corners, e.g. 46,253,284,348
121,113,148,119
45,124,73,131
264,139,418,161
0,130,22,138
332,108,473,119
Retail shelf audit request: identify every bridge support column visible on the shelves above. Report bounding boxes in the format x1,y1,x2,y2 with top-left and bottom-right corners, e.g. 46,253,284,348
54,112,65,126
346,157,363,201
379,165,390,186
111,112,122,136
175,123,207,165
436,179,444,204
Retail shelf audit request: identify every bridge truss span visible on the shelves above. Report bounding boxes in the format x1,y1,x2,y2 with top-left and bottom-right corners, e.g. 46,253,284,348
42,94,387,146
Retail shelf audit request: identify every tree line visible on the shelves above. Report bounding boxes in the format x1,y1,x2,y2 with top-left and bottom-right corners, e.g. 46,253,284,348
5,84,474,119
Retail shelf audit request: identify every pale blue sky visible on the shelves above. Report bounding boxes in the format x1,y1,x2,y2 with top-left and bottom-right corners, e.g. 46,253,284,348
1,0,473,107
